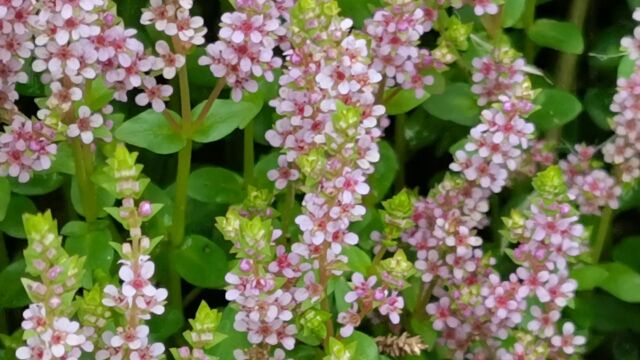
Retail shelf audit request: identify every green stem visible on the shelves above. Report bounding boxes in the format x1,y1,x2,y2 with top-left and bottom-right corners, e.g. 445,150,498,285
394,114,407,193
0,232,7,333
243,120,255,186
71,139,99,222
413,278,438,320
523,0,537,62
281,184,296,239
548,0,590,142
168,62,194,309
319,244,334,349
592,207,613,262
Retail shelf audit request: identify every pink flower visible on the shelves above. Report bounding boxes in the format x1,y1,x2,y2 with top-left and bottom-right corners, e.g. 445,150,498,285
267,155,300,189
426,297,460,331
110,325,150,350
41,317,88,357
550,322,586,355
345,272,377,303
119,256,157,298
378,291,404,324
67,106,104,144
337,305,361,337
472,0,499,16
153,40,185,80
135,77,173,112
140,0,176,32
527,305,560,338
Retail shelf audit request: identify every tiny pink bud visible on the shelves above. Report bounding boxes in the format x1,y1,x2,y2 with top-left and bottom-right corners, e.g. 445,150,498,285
103,12,115,26
47,266,62,280
373,288,386,301
140,236,150,250
138,201,152,217
49,296,61,308
178,347,190,357
239,259,253,272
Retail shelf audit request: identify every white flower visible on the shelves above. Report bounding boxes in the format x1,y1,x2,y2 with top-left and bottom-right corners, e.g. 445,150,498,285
67,106,103,144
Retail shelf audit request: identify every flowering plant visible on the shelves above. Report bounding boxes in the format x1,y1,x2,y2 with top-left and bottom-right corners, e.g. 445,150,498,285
0,0,639,359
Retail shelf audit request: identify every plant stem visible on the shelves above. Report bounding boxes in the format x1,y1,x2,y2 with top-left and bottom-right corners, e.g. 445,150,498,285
243,120,255,186
592,207,613,262
0,232,8,332
168,62,194,309
394,113,407,192
548,0,591,142
195,79,226,126
71,139,99,222
413,278,438,320
523,0,537,62
319,244,334,349
281,184,296,239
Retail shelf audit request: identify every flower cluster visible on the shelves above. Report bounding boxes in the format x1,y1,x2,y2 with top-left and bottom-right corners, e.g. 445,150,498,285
603,9,640,182
364,0,440,98
216,192,300,357
96,144,166,359
17,212,94,359
0,115,57,182
451,49,535,193
560,144,621,215
141,0,206,47
0,0,33,114
199,0,286,101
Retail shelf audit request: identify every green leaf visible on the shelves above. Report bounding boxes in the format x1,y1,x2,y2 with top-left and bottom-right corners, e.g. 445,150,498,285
384,72,445,116
15,58,45,97
613,236,640,274
254,152,279,190
528,19,584,54
332,277,351,313
571,264,609,291
175,235,229,288
502,0,526,28
569,293,640,333
423,83,480,126
50,142,75,175
191,99,262,143
584,88,614,130
70,178,116,218
599,262,640,303
368,141,399,203
208,307,250,359
0,177,10,222
528,88,583,131
337,0,380,28
0,259,29,308
115,109,185,154
342,246,372,275
62,221,114,272
86,77,115,111
0,195,37,239
188,167,244,204
619,56,636,79
148,306,185,342
345,331,380,360
9,173,64,196
186,48,218,88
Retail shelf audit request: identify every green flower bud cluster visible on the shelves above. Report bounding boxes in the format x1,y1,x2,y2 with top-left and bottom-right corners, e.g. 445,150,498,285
290,0,341,41
215,209,276,261
299,308,332,342
102,143,150,199
379,250,415,289
323,337,357,360
380,189,416,240
22,211,86,312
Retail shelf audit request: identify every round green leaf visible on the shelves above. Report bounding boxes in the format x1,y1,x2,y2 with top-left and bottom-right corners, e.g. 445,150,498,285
62,221,114,272
208,307,250,359
0,259,29,308
528,88,582,131
86,77,116,112
528,19,584,54
385,72,445,116
599,262,640,303
423,83,481,126
569,293,640,333
0,195,37,239
115,109,185,154
191,99,262,143
148,306,185,342
342,246,372,275
0,177,10,222
584,88,614,130
502,0,526,28
613,236,640,274
571,264,609,291
70,178,116,218
187,167,244,204
618,55,636,79
175,234,229,288
50,142,75,175
254,152,279,190
9,172,64,196
346,331,380,360
368,141,399,203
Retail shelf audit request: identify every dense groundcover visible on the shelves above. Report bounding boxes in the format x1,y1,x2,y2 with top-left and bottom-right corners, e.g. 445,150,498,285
2,0,640,358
